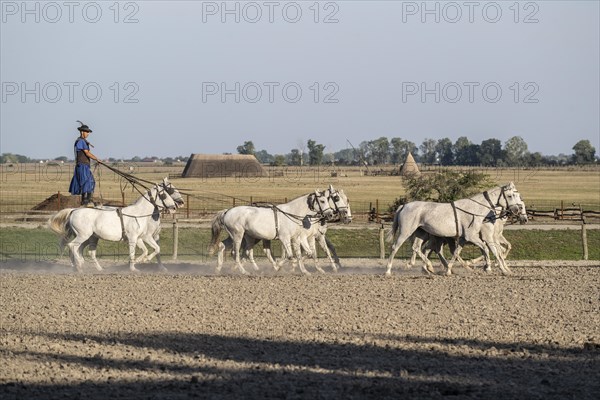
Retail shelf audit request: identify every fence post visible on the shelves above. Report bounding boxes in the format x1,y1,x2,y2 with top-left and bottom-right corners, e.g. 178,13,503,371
375,199,380,223
581,206,588,261
172,218,179,260
186,194,190,219
121,191,125,206
379,223,385,259
57,191,61,210
233,197,236,207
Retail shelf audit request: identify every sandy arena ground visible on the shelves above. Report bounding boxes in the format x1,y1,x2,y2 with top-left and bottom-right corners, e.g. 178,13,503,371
1,259,599,399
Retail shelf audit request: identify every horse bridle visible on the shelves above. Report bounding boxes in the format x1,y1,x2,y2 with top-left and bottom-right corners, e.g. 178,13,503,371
329,190,349,216
161,182,184,206
145,186,175,213
308,192,334,218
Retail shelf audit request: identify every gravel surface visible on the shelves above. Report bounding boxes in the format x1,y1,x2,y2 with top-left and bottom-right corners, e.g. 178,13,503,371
1,259,599,399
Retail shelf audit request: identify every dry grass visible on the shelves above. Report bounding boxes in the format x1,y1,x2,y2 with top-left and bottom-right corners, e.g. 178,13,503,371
1,163,598,213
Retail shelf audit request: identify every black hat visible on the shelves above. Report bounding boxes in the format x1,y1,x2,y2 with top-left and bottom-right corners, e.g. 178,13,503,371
77,120,92,133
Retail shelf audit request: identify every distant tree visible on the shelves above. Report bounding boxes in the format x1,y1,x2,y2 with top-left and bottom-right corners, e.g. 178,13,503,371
419,138,438,164
272,155,286,166
358,141,372,165
526,152,544,166
254,149,274,164
307,139,326,165
435,138,454,165
504,136,529,166
237,141,255,155
478,138,503,166
54,156,68,162
453,137,481,165
390,138,417,164
0,153,30,163
163,157,174,165
369,137,390,165
131,156,141,162
572,140,596,164
289,149,302,166
334,148,355,165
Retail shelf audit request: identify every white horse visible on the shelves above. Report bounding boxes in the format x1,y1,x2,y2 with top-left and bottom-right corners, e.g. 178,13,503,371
209,190,335,275
407,194,527,274
386,183,523,276
266,186,352,273
215,185,351,274
48,178,183,272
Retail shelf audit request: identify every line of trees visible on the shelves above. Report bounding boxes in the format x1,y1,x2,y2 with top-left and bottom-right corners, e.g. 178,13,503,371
2,136,596,167
238,136,598,167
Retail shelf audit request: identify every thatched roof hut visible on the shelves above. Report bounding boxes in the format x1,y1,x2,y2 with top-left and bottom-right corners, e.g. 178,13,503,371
182,154,265,178
400,152,420,177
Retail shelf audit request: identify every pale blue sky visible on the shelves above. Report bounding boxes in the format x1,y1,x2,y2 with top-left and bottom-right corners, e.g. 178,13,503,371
1,0,598,159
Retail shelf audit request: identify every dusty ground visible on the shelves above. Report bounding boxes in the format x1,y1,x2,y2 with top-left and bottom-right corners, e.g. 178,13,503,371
1,259,599,399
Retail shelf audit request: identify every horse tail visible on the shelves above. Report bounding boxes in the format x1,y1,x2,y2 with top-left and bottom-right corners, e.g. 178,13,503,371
386,205,404,243
48,208,75,237
208,209,228,255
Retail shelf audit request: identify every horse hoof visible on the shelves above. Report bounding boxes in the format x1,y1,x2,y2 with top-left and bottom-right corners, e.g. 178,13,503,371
385,271,392,277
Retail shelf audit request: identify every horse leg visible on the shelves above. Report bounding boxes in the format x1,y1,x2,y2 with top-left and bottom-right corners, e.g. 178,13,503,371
412,237,434,274
134,239,149,263
318,234,336,272
446,238,472,272
306,235,326,274
243,237,260,271
407,234,420,269
499,233,512,259
143,235,167,272
66,232,88,273
261,240,279,271
481,229,511,275
292,239,310,276
86,236,103,272
463,233,492,274
232,235,249,275
386,232,412,276
324,236,341,270
216,241,226,273
128,239,139,272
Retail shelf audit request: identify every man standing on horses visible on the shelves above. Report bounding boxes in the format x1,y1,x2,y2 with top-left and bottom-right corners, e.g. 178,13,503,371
69,121,101,207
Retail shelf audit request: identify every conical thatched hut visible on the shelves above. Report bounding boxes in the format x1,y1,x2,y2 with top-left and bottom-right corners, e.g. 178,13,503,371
182,154,265,178
400,152,420,177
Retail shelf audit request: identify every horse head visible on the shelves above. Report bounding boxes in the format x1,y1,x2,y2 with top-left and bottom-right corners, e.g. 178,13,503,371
513,189,528,224
500,182,522,217
161,177,185,208
327,184,352,224
152,183,177,214
309,189,335,220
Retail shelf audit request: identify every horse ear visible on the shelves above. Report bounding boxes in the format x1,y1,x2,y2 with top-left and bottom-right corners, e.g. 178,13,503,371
328,184,334,191
163,177,169,184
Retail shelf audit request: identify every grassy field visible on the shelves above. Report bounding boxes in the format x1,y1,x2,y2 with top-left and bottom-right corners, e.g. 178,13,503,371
1,164,599,216
1,226,598,263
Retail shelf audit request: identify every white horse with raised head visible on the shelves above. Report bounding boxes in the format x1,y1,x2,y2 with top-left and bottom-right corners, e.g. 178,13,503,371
268,185,352,273
214,185,351,274
209,190,335,275
386,182,523,276
408,198,527,274
48,178,183,272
